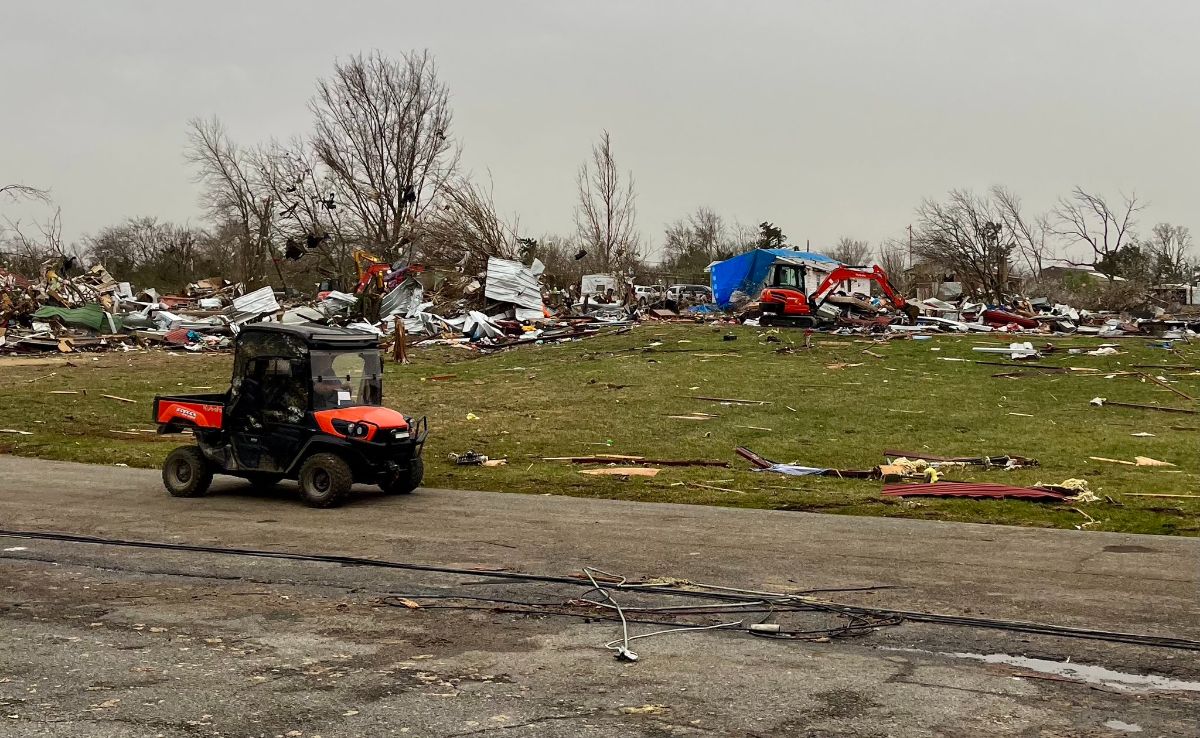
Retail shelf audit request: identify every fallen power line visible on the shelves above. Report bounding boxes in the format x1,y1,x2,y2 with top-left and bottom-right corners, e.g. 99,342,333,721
3,528,1199,654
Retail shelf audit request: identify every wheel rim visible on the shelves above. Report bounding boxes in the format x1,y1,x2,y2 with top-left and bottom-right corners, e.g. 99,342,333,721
172,460,192,485
311,469,331,494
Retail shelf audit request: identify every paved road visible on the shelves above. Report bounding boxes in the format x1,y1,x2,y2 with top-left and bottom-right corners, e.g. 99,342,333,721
1,455,1198,736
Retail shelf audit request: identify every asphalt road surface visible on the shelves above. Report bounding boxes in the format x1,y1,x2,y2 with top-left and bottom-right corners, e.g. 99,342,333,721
1,455,1197,737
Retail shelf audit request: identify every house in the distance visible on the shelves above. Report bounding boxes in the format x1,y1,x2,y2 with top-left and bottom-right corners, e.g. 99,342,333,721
1040,260,1126,283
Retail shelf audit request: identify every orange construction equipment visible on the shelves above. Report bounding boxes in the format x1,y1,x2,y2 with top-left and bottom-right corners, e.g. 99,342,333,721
352,249,391,295
759,263,916,327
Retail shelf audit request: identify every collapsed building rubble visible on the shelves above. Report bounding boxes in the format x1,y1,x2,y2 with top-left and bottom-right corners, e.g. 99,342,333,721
0,254,637,357
705,247,1200,337
4,241,1198,359
740,288,1200,338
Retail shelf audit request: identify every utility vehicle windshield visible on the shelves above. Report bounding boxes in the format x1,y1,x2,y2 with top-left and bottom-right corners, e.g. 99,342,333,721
311,350,383,410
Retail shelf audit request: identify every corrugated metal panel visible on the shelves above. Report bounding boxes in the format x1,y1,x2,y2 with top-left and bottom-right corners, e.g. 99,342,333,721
231,286,279,315
514,306,546,322
463,310,503,340
485,257,543,310
380,280,423,321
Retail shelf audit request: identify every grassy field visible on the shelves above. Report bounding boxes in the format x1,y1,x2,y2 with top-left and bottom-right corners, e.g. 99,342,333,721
2,323,1198,535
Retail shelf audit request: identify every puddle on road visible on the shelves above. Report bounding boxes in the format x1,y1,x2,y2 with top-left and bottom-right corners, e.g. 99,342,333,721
881,647,1200,693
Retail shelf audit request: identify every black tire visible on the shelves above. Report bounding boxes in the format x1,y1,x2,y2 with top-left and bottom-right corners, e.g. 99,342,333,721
298,453,353,508
163,446,213,498
243,472,284,489
383,456,424,495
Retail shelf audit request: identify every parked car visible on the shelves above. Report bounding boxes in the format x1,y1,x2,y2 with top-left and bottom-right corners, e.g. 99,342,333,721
633,285,665,304
666,284,713,303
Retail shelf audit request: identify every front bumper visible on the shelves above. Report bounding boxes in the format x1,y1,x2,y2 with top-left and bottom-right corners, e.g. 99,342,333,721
397,415,428,453
360,416,427,481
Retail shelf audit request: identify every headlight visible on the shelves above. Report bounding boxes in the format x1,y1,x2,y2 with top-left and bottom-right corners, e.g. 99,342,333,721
344,422,370,438
392,429,410,440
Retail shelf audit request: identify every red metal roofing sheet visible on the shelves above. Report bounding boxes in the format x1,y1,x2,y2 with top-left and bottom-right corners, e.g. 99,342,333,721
882,482,1066,501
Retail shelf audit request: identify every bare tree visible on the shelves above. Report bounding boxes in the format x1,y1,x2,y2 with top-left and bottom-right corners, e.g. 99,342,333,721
250,139,357,284
186,117,279,285
991,186,1052,279
2,210,63,275
534,233,590,290
311,51,457,260
662,207,728,274
417,175,520,276
84,217,206,287
1143,223,1195,283
726,221,759,254
875,239,913,292
1,184,51,204
574,131,639,274
0,184,57,275
825,237,871,265
1051,187,1143,280
911,190,1015,301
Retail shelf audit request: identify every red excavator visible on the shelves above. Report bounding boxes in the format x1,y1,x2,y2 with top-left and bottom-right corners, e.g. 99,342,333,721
759,263,917,328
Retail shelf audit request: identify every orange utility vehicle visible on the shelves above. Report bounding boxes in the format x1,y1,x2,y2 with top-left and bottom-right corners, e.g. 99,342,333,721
153,323,426,507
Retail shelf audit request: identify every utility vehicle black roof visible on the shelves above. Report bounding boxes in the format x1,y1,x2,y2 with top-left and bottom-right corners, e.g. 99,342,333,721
238,323,380,350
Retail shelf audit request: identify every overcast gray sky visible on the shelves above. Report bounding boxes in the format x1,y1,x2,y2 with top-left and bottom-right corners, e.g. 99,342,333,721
4,1,1199,259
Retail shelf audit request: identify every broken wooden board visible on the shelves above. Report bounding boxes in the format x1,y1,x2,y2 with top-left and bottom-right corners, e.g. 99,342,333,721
1095,399,1198,415
579,467,660,477
1134,456,1175,467
1089,455,1176,467
686,396,768,405
546,456,728,467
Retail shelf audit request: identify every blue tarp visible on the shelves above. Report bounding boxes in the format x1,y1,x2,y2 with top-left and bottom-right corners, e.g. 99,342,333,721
709,249,840,308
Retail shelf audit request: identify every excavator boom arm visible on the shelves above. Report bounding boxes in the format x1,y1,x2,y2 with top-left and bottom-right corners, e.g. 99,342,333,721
809,265,908,311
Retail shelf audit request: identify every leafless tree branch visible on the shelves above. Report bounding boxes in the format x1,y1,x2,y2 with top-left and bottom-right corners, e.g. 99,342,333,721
824,237,871,265
1050,186,1143,280
0,184,51,204
911,189,1016,301
310,51,457,259
574,131,639,274
186,117,278,285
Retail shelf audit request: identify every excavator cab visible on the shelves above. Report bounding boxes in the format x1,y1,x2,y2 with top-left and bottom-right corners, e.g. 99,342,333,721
769,263,806,290
759,263,818,327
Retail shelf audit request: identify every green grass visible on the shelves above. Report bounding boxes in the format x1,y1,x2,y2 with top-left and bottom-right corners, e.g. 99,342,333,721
2,325,1198,535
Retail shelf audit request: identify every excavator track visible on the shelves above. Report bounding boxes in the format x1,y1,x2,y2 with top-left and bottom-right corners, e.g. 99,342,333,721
760,314,818,329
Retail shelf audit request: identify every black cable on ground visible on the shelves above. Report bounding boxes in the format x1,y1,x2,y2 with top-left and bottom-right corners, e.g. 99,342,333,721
380,599,891,642
378,593,899,638
4,528,1198,652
